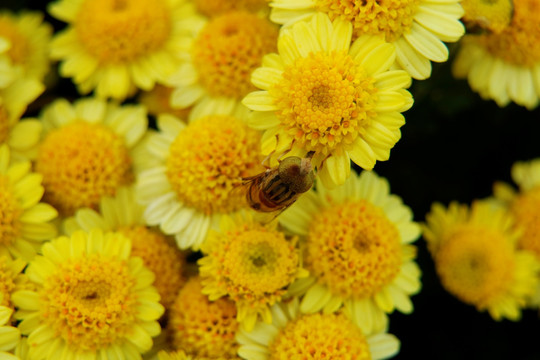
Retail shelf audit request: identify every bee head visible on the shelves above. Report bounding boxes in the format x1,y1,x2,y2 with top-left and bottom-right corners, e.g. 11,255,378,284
278,156,315,194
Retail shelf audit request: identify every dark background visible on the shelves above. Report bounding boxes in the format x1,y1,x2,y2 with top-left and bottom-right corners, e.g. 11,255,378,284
6,1,540,359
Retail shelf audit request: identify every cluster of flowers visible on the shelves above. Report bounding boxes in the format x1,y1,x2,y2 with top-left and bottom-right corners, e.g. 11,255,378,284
0,0,539,359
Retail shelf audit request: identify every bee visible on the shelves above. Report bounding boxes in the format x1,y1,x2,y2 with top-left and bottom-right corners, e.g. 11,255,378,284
238,154,315,221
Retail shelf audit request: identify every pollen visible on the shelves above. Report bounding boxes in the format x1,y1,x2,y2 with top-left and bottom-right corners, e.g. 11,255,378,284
165,115,263,215
306,200,402,299
477,0,540,67
510,187,540,258
0,176,22,247
0,14,30,65
118,225,185,308
39,255,137,351
434,227,515,308
194,0,269,17
168,277,239,358
36,121,132,216
75,0,171,64
192,11,278,99
315,0,421,42
272,51,377,155
269,313,371,360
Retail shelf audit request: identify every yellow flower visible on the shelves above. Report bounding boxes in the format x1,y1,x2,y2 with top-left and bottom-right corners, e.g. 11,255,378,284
193,0,269,17
166,10,278,121
138,84,192,119
280,170,421,335
35,97,148,216
453,0,540,109
0,255,25,310
48,0,196,99
269,0,464,80
135,113,264,250
64,185,187,309
423,200,540,321
237,298,400,360
0,78,43,162
12,229,165,360
0,11,52,84
460,0,513,34
243,13,413,187
198,212,308,331
168,277,240,359
0,144,58,261
0,301,20,358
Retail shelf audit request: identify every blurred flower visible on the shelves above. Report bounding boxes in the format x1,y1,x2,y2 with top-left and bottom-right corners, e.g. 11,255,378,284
243,13,413,187
48,0,195,99
12,229,165,359
0,144,58,261
198,212,308,331
0,300,20,359
135,114,264,250
193,0,269,17
0,79,43,162
423,200,540,321
280,170,421,334
0,11,52,83
453,0,540,109
0,256,25,310
35,97,147,216
139,84,192,119
460,0,514,33
237,298,400,360
269,0,465,79
166,10,278,121
64,185,186,309
168,277,240,359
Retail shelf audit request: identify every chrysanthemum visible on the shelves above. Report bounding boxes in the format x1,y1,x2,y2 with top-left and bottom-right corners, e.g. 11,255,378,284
166,10,278,121
460,0,513,34
423,200,540,321
0,144,58,261
139,84,192,119
198,212,308,331
12,229,165,360
64,185,186,309
0,11,52,84
35,97,147,216
0,300,20,359
135,113,264,250
0,255,26,310
48,0,197,100
243,13,414,187
237,298,400,360
193,0,269,17
279,170,421,335
168,277,239,358
269,0,464,80
453,0,540,109
0,78,44,162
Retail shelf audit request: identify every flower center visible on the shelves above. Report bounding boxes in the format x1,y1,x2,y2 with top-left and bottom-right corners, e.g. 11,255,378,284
306,200,402,299
510,187,540,258
36,122,133,216
165,115,264,215
192,11,278,99
75,0,171,64
0,257,17,308
220,228,300,298
0,14,30,65
39,256,137,351
315,0,421,42
271,51,377,155
194,0,269,17
0,176,22,247
269,313,371,360
117,225,185,308
461,0,513,33
434,227,515,307
169,277,239,358
0,105,9,144
477,0,540,67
